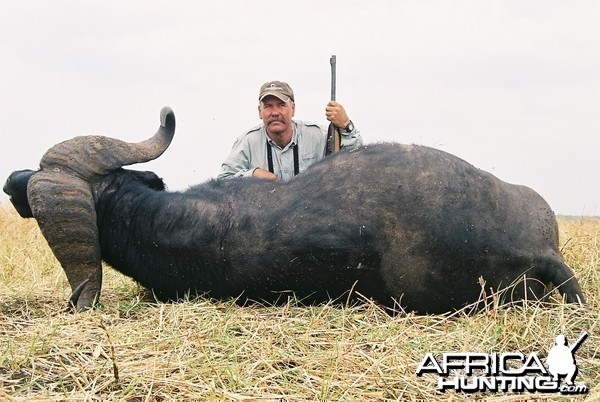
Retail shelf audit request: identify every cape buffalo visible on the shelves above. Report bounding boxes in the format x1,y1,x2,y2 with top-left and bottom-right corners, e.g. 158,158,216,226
3,107,585,314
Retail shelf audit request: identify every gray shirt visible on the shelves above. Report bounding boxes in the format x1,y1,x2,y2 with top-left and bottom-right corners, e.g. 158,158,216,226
218,120,362,182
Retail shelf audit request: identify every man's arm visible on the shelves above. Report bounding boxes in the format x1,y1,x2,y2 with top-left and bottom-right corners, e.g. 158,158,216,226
251,168,278,180
218,128,279,180
340,124,363,150
217,135,255,180
325,101,363,151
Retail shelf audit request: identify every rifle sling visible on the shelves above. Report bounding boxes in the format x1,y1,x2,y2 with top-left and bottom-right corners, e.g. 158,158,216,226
267,141,299,176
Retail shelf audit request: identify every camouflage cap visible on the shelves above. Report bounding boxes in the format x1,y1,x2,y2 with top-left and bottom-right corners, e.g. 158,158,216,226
259,81,294,102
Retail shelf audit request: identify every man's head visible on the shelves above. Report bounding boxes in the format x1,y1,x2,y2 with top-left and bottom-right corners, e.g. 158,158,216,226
258,81,294,103
258,81,296,139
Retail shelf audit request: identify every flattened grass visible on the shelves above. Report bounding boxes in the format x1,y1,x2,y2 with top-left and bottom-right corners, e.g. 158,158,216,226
1,205,598,400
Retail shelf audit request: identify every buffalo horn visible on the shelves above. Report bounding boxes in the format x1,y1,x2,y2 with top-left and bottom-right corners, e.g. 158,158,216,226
27,171,102,310
39,106,175,179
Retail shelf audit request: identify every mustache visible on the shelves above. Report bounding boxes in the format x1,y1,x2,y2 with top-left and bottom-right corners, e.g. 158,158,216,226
267,116,285,124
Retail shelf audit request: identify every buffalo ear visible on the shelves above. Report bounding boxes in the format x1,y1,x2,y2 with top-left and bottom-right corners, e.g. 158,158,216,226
3,169,36,218
131,170,166,191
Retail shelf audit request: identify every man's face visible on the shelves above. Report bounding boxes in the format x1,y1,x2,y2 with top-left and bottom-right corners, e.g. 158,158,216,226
258,96,295,136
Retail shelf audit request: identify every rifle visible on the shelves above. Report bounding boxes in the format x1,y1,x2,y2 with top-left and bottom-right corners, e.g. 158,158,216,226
569,331,588,354
325,55,340,156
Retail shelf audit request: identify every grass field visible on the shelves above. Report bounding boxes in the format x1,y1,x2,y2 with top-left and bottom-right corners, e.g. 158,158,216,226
0,204,598,401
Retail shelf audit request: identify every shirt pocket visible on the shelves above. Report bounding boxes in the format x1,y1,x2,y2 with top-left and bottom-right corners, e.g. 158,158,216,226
302,152,318,164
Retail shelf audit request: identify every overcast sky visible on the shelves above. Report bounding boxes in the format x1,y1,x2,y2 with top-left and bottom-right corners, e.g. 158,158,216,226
1,1,598,216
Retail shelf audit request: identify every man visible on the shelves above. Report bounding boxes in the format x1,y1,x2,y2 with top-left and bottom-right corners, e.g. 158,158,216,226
218,80,362,182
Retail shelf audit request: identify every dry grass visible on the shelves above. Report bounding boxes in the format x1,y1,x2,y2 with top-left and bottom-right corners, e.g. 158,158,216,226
0,204,598,401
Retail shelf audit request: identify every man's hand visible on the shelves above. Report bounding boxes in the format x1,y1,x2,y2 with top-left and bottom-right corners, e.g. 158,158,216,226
252,168,279,181
325,101,351,129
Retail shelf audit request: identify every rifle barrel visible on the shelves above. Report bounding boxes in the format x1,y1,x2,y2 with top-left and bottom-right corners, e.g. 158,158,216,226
570,331,588,353
330,55,336,101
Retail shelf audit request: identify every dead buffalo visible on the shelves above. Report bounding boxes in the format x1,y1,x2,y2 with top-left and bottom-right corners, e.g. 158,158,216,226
3,107,585,314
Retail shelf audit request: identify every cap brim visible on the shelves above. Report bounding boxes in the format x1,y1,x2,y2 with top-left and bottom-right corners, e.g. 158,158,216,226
259,92,292,102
